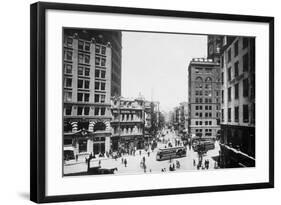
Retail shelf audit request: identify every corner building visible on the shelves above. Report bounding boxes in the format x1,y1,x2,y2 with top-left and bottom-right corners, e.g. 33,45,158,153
111,97,145,152
63,31,115,156
220,36,255,168
188,58,221,140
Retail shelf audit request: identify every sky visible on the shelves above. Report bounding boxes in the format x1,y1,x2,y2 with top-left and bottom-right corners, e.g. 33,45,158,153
121,31,207,112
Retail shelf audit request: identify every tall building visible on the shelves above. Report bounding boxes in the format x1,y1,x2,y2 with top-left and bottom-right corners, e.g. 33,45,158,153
188,58,221,140
207,35,224,63
64,29,122,97
219,36,255,168
63,30,117,156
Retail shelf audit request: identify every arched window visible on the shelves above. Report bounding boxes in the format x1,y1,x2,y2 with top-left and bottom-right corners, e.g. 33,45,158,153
77,122,89,131
93,122,106,132
64,122,72,132
205,77,212,82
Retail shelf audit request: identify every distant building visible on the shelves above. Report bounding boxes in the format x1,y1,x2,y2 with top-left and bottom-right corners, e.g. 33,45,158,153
219,36,255,168
187,58,221,140
63,31,113,156
179,102,189,137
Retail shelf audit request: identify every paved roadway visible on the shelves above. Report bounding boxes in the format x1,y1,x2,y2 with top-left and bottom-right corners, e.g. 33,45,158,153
64,130,220,175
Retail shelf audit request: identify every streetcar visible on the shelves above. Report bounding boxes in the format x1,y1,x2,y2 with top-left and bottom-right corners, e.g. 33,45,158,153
156,146,186,161
192,140,215,152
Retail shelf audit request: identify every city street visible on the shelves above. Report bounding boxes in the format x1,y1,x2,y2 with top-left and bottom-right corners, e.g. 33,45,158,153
64,130,220,176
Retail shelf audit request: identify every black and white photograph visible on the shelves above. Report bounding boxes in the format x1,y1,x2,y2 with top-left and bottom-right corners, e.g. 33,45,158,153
63,28,256,176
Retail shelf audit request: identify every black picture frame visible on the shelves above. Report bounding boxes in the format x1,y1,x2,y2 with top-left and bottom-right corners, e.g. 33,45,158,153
30,1,274,203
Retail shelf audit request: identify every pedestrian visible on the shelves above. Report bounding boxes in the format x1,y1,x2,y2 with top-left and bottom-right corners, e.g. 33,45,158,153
193,159,196,166
139,150,141,155
124,159,127,167
147,151,150,157
172,163,175,171
143,156,145,163
98,160,101,167
75,154,78,161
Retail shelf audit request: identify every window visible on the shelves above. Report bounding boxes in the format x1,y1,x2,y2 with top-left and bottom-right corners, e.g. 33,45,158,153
228,108,231,122
234,41,239,57
196,121,199,125
228,48,231,62
78,67,83,75
78,53,90,64
95,70,100,78
228,67,231,81
78,79,89,89
78,40,83,50
78,93,89,102
243,79,249,97
78,79,83,88
66,38,73,47
235,106,239,122
84,80,89,89
101,46,106,55
78,67,90,76
243,53,249,71
95,45,101,53
84,93,89,102
94,108,100,115
78,54,83,63
205,106,208,110
195,68,202,74
85,67,90,76
100,95,105,103
101,70,106,78
95,57,101,66
205,121,208,125
222,109,224,121
243,38,248,49
196,106,199,110
78,93,83,102
64,91,72,102
65,106,72,115
228,87,231,101
78,40,91,51
64,64,72,74
234,61,239,77
95,94,100,103
65,51,72,61
77,106,83,115
84,107,90,115
221,72,224,85
85,55,90,64
65,78,72,88
235,83,239,99
101,58,106,66
85,42,90,51
243,104,249,122
222,90,224,103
